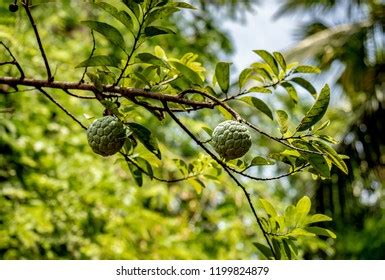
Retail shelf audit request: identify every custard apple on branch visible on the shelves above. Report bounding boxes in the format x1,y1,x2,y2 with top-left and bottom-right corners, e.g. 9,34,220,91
211,120,252,160
87,116,127,156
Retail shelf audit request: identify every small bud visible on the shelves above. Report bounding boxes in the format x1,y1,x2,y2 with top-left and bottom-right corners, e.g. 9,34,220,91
9,3,19,13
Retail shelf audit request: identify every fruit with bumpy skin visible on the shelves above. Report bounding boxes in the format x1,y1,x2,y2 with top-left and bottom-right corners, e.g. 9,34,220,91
87,116,127,156
211,120,252,160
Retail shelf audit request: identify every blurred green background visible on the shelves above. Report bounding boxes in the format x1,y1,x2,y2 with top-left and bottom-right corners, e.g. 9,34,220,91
1,0,384,259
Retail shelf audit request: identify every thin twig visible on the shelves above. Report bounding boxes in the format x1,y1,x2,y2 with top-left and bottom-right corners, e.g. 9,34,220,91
22,0,53,81
245,122,323,155
0,41,25,79
114,1,154,86
63,89,96,99
122,153,199,183
229,164,310,181
2,87,36,94
0,62,13,66
179,88,242,121
163,102,278,260
79,30,96,84
37,88,87,130
222,72,291,102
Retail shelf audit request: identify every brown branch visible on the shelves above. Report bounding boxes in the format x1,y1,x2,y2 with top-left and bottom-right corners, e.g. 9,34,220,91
222,72,291,102
0,62,13,66
63,89,97,100
114,1,153,86
37,88,87,130
0,77,216,109
0,41,25,79
245,122,323,155
229,164,310,181
179,88,242,121
22,1,53,81
122,154,200,183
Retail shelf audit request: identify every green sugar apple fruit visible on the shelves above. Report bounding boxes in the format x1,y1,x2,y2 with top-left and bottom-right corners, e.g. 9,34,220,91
212,120,252,160
87,116,127,156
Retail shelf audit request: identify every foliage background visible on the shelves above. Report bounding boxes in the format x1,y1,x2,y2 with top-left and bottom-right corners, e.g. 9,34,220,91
0,0,384,259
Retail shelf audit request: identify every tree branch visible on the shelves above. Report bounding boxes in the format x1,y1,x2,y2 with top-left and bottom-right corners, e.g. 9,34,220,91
0,41,25,79
37,88,87,130
22,0,53,81
122,153,201,183
114,1,154,86
63,89,97,100
0,77,216,109
229,164,310,181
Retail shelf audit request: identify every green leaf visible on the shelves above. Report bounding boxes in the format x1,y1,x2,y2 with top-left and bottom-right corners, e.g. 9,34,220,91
76,55,121,68
215,62,232,94
273,51,286,73
315,120,330,132
293,140,330,178
136,157,153,179
171,61,203,86
239,68,253,89
290,77,317,97
281,82,298,104
311,140,348,174
201,126,213,137
276,110,289,134
306,226,336,239
296,84,330,132
247,86,272,94
260,199,278,218
127,161,143,187
136,53,170,69
156,0,170,7
271,238,282,260
284,205,296,228
239,96,273,120
122,0,141,18
317,134,338,144
306,214,332,225
127,123,161,159
250,156,275,166
146,7,179,25
173,159,188,176
294,65,321,74
254,67,273,82
82,20,125,49
217,106,233,120
288,228,316,237
95,2,133,30
133,71,151,86
253,50,279,77
287,239,299,257
282,239,293,260
171,2,196,9
86,72,103,92
144,26,175,37
253,242,274,260
189,178,205,194
296,196,311,218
